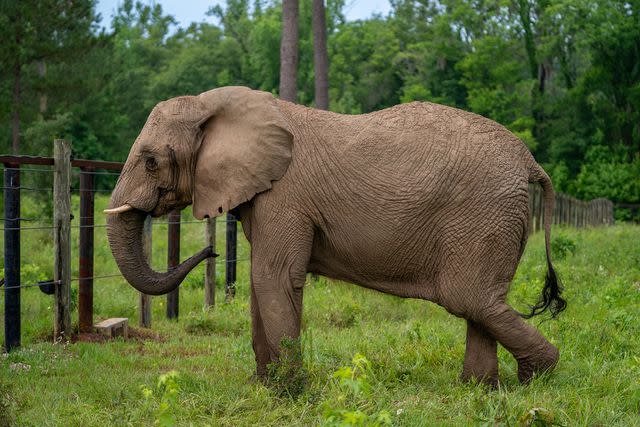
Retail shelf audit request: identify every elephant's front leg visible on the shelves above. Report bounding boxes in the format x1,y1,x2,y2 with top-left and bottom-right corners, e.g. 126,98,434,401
248,213,313,379
251,271,305,377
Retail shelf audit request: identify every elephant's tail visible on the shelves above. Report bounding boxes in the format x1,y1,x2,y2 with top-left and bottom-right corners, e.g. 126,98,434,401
522,164,567,319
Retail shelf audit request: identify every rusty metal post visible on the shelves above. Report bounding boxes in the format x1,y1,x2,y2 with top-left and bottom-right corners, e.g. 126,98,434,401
78,168,94,332
3,165,21,351
225,212,237,302
167,210,180,319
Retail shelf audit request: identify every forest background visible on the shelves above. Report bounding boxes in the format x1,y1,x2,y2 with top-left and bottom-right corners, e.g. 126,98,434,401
1,0,638,216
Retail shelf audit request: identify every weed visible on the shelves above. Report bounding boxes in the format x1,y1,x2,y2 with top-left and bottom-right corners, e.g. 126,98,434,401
551,234,577,260
517,406,556,426
141,370,181,427
321,354,392,426
266,337,307,398
0,382,15,427
183,310,216,335
328,302,361,328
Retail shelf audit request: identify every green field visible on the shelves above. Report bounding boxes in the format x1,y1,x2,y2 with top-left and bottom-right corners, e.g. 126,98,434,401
0,195,639,426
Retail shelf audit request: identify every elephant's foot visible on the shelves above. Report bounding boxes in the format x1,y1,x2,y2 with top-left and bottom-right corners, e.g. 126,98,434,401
516,341,559,384
461,366,499,389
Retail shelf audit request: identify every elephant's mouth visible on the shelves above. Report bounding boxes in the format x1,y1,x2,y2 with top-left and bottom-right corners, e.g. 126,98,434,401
151,192,192,217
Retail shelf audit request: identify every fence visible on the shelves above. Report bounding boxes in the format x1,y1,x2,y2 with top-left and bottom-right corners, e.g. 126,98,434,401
528,184,614,232
1,143,616,352
1,140,244,352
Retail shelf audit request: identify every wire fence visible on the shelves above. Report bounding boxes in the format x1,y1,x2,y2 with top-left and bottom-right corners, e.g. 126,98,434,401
1,151,248,351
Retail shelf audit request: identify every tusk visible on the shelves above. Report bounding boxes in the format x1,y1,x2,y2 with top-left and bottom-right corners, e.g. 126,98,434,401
103,204,134,215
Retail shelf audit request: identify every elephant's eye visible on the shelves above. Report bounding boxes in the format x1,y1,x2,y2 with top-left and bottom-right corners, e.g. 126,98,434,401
145,156,158,172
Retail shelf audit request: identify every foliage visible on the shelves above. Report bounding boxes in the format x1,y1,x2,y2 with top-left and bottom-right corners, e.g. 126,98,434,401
321,354,392,426
1,0,638,205
140,370,182,427
551,234,577,260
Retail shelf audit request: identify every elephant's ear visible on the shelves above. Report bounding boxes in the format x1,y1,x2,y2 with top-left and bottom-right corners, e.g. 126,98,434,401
192,87,293,219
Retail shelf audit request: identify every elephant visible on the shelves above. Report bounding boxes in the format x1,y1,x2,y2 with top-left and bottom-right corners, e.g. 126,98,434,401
105,86,566,387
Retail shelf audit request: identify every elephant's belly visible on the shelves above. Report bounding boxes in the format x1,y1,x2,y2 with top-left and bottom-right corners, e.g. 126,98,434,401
307,222,440,300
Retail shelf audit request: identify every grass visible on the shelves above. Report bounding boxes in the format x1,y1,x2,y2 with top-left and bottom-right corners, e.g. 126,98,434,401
0,194,639,426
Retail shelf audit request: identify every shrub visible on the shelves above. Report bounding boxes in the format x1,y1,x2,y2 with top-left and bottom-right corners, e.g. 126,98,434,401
551,234,577,260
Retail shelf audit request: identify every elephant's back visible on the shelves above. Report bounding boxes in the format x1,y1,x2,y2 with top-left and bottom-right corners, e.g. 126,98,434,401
278,99,532,209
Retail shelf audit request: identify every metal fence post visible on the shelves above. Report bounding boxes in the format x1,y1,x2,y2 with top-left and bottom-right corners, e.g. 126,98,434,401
205,217,216,307
225,212,237,302
3,164,21,351
167,210,180,319
78,167,94,333
139,215,152,327
54,139,72,341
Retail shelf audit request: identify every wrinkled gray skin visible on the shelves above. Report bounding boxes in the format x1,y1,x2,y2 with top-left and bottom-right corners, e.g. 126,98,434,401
107,86,562,387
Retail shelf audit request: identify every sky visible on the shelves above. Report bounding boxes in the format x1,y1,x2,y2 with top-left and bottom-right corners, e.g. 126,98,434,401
95,0,392,29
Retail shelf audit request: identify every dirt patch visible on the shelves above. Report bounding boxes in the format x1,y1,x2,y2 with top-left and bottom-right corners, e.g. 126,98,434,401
128,327,165,342
73,332,110,343
40,326,165,345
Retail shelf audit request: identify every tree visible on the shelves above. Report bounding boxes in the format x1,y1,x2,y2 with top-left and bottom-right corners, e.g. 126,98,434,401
280,0,299,102
312,0,329,109
0,0,96,154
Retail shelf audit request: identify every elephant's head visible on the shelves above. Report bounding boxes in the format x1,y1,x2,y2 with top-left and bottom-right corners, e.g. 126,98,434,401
105,87,293,295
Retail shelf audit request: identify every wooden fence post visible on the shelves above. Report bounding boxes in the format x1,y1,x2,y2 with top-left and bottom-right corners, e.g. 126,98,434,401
205,217,216,307
54,139,72,341
78,168,94,333
3,164,21,351
139,215,152,327
225,212,237,302
605,199,614,225
167,210,180,319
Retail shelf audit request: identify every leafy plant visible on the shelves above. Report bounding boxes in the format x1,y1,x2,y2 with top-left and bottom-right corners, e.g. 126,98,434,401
321,354,392,426
517,406,556,427
551,234,577,260
141,371,181,427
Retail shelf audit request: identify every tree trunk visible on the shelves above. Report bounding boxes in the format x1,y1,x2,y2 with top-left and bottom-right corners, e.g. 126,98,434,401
37,59,47,116
517,0,538,83
312,0,329,110
12,59,21,154
10,6,22,155
279,0,299,103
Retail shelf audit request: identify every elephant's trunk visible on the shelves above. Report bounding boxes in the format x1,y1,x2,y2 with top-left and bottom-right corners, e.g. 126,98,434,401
106,209,215,296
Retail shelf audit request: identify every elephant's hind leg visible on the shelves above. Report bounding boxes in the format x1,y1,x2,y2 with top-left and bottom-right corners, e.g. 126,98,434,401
437,208,557,384
462,320,498,387
473,302,559,384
